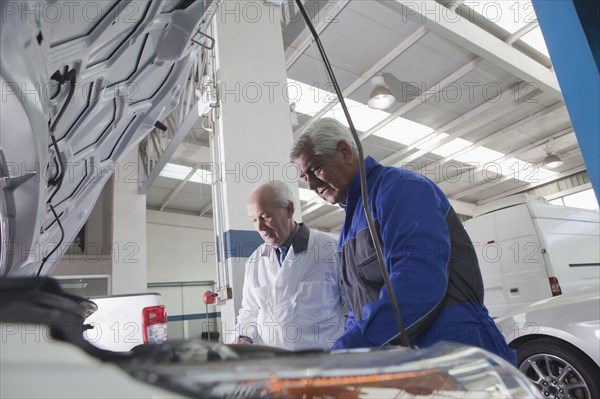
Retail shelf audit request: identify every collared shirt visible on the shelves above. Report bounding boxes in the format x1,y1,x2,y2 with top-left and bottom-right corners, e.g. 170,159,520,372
275,223,301,266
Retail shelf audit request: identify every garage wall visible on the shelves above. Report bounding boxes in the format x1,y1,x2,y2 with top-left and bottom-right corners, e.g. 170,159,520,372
146,210,217,283
146,210,221,340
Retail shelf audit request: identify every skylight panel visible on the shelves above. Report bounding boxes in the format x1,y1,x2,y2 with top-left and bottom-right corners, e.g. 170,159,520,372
299,188,321,202
159,163,213,185
286,81,554,190
191,169,215,185
530,166,557,181
430,137,473,157
160,163,191,180
521,26,550,57
454,146,504,165
287,79,334,116
329,102,390,133
373,117,434,145
497,158,556,182
463,0,533,33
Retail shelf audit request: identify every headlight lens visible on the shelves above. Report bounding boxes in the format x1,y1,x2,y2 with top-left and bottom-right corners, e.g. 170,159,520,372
123,341,541,398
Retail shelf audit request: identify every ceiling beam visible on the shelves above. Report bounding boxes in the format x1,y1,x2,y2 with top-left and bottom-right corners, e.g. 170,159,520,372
300,101,567,219
437,127,573,188
543,182,592,201
378,15,550,167
302,200,337,216
305,206,344,224
379,82,521,166
285,0,351,70
404,101,564,168
505,21,539,45
393,88,547,167
380,0,562,99
199,201,212,217
452,148,583,201
476,164,587,205
173,141,211,163
435,0,464,12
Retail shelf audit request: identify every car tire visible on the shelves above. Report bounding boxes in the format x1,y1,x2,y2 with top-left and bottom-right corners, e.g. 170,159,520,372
516,337,600,399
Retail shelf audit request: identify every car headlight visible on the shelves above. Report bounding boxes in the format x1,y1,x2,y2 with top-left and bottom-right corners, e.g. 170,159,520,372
122,341,541,398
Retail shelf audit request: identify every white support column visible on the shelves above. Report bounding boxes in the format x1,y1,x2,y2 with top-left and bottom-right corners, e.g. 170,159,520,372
213,0,298,342
111,148,148,294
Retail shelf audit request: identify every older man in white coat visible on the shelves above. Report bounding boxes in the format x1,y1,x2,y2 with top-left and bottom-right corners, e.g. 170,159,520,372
233,180,344,350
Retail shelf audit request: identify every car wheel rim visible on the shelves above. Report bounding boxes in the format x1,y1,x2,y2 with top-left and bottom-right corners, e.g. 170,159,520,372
519,353,591,399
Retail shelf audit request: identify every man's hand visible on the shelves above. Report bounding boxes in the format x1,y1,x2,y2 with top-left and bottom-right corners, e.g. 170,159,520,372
233,336,253,344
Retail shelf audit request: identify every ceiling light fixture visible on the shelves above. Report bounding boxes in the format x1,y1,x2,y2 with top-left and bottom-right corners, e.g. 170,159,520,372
542,139,564,169
367,75,395,110
542,153,564,169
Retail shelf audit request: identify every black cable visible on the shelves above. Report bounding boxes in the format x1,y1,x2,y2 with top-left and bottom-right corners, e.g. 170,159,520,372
37,205,66,277
37,68,77,277
49,70,64,100
294,0,410,348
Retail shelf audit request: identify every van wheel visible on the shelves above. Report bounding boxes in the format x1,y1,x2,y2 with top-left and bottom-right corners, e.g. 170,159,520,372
516,337,600,399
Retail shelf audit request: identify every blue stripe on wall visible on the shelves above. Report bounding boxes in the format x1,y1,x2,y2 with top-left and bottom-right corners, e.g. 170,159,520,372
168,312,221,322
223,230,263,259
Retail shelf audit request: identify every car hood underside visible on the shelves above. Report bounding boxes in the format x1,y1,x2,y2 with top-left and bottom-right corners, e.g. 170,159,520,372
1,0,216,277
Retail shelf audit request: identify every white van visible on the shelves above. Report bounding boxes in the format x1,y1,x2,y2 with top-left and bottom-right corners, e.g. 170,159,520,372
464,194,600,318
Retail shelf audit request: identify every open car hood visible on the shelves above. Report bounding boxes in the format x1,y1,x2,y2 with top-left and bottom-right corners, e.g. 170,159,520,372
0,0,216,277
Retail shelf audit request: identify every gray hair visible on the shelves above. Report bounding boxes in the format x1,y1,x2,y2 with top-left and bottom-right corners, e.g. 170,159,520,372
250,180,293,208
289,117,358,160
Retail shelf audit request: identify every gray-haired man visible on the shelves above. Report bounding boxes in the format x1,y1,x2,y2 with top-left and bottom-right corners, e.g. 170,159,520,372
233,180,344,350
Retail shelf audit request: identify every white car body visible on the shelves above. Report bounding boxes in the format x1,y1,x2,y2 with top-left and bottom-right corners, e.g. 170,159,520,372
496,289,600,398
496,289,600,368
84,293,167,352
1,323,183,399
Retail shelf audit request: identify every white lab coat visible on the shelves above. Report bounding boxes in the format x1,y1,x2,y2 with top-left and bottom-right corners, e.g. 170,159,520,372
235,228,344,350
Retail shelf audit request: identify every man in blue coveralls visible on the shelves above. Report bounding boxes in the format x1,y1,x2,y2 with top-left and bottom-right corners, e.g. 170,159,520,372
290,117,516,365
